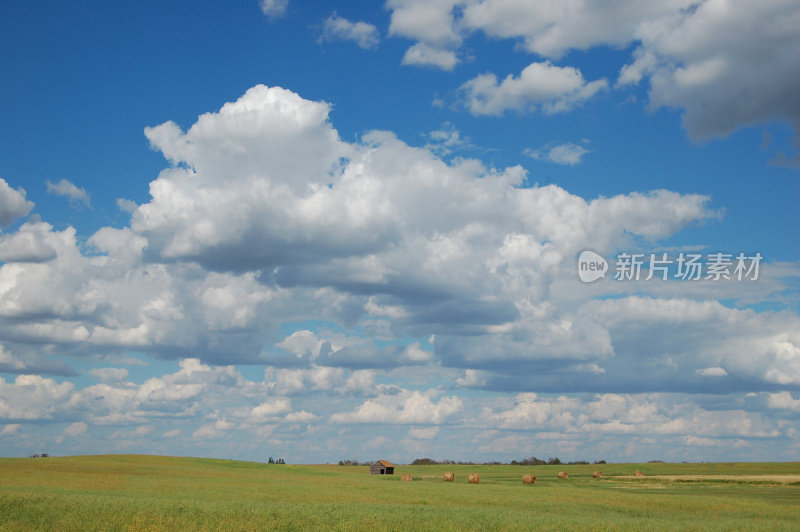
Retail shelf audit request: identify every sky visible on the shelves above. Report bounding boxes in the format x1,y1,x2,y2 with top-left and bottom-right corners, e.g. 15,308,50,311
0,0,799,464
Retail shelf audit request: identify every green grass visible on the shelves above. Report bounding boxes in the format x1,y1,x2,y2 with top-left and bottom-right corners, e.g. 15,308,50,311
0,455,798,531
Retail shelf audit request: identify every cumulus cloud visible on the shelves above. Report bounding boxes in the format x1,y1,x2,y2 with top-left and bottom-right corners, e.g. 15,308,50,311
331,390,462,424
618,0,800,140
460,62,608,116
46,179,91,208
0,375,74,420
0,424,20,436
4,85,789,396
0,219,58,263
525,141,590,166
0,179,33,228
250,398,292,422
116,198,138,213
259,0,287,19
62,421,88,437
401,43,459,70
384,0,800,143
408,426,439,439
767,391,800,412
459,0,687,59
319,13,380,50
0,84,797,462
89,368,129,383
424,122,472,156
696,367,728,377
480,392,780,439
387,0,462,69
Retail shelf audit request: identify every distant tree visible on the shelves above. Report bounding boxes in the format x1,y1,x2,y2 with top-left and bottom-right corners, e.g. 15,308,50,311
411,458,437,465
516,456,547,466
268,457,275,464
547,457,562,465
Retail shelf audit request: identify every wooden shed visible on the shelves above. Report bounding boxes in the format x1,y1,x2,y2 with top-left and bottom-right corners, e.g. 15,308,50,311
370,460,395,475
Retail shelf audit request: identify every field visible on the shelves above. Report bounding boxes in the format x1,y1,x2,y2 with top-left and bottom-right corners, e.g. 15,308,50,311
1,455,798,531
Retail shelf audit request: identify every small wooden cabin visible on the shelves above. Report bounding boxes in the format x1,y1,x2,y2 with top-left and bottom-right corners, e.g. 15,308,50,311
370,460,395,475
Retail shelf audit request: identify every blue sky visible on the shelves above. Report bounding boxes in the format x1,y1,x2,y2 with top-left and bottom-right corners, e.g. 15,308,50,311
0,0,799,464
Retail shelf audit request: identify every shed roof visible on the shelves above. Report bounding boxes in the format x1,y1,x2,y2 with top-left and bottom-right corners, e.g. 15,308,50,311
377,460,394,467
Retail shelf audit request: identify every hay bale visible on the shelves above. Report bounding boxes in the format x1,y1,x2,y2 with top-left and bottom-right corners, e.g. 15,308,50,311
522,474,536,484
468,473,480,484
592,471,603,478
400,473,413,481
443,472,455,482
557,471,569,479
634,470,644,477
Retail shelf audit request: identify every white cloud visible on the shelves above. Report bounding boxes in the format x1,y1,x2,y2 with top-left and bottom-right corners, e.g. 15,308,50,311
0,220,58,263
695,367,728,377
88,368,129,383
424,122,471,156
408,426,439,439
46,179,91,208
459,0,689,59
277,330,324,359
383,0,800,142
116,198,138,213
0,178,33,228
766,391,800,412
387,0,462,46
460,62,608,116
250,398,292,422
133,425,153,436
2,86,765,393
62,421,87,438
259,0,287,19
386,0,463,70
1,424,20,436
619,0,800,140
284,410,317,423
456,369,488,388
480,392,780,440
525,142,590,166
401,43,458,70
684,435,719,447
0,375,74,420
319,14,379,50
331,390,462,424
0,85,796,466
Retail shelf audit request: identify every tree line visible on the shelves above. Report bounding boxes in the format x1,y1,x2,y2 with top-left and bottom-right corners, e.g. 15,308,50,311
338,456,607,466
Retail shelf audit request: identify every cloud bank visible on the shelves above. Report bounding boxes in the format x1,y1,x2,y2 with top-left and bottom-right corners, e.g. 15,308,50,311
0,84,798,462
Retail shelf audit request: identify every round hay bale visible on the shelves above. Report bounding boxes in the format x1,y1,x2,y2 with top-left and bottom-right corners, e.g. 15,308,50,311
557,471,569,479
592,471,603,478
443,472,455,482
522,474,536,484
400,473,413,481
634,470,644,477
468,473,480,484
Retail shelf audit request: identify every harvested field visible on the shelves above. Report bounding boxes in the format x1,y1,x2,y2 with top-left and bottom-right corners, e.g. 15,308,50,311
0,456,798,531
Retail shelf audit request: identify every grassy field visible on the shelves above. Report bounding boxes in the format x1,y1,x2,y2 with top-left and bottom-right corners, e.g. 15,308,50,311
0,455,798,531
